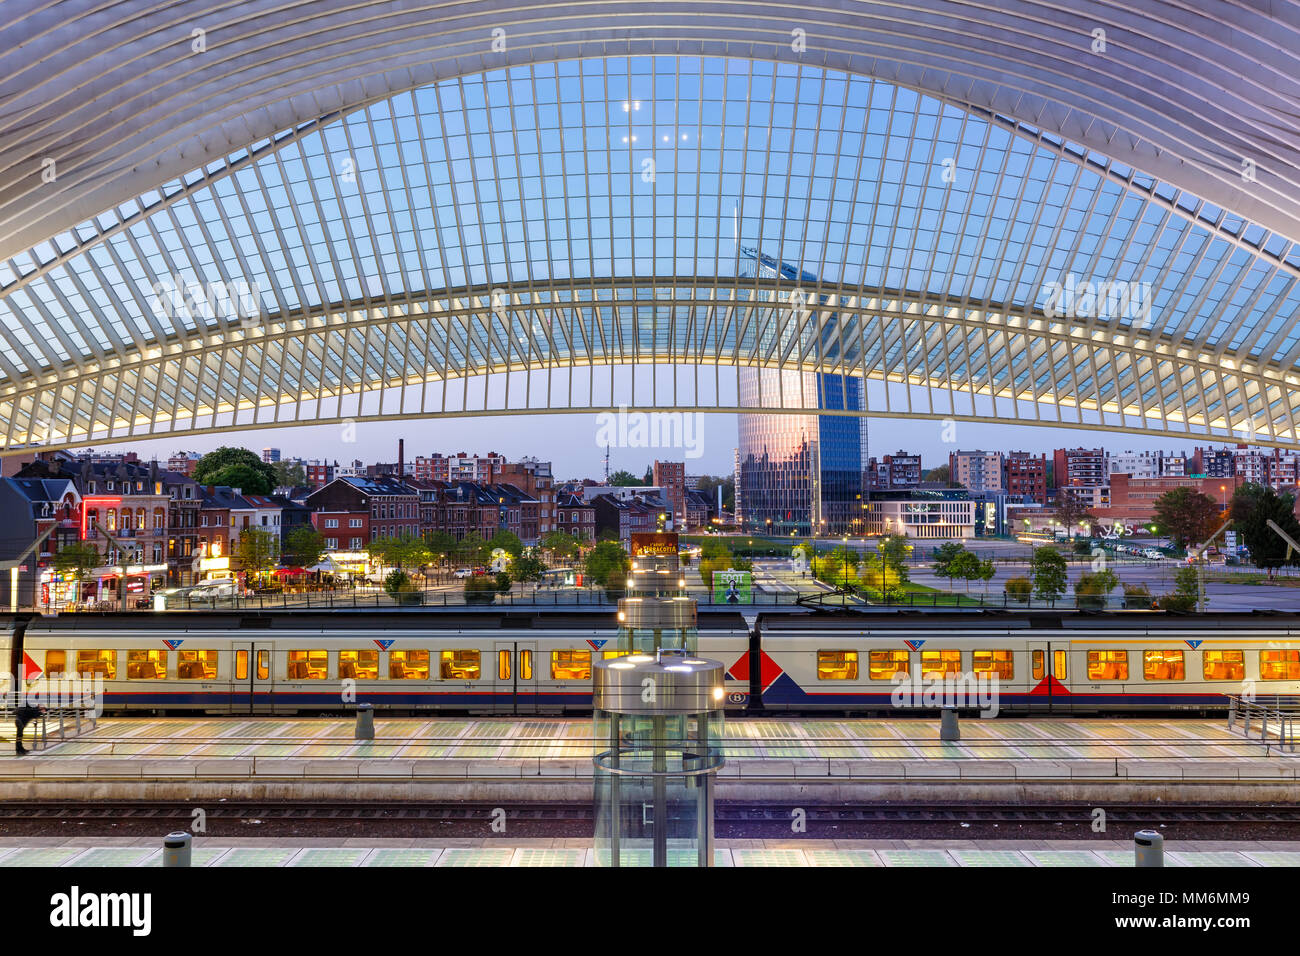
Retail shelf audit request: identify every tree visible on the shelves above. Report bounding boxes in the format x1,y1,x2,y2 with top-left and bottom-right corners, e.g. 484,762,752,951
1052,489,1095,538
1030,547,1068,602
456,531,490,567
283,525,325,568
52,541,103,601
203,463,273,496
424,531,457,566
694,475,735,512
976,557,996,595
235,527,279,583
488,529,524,559
643,466,654,485
271,460,306,489
948,549,982,593
811,546,859,590
1005,576,1032,602
383,569,420,604
1074,568,1119,609
194,447,275,494
608,469,642,486
1157,565,1200,612
509,549,548,584
931,542,967,582
877,535,913,590
540,530,580,563
1152,486,1220,550
584,540,630,592
1231,483,1300,579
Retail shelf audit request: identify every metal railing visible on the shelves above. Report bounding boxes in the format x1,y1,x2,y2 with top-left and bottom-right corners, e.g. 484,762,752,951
1227,695,1300,753
0,692,100,753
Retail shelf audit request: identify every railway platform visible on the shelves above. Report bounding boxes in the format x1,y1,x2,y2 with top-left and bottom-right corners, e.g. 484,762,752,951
1,716,1296,803
0,836,1297,867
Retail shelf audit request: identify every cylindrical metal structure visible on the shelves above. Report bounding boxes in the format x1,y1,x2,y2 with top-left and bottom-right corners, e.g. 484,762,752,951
593,652,725,867
940,706,960,741
1134,829,1164,867
163,831,192,867
355,703,374,740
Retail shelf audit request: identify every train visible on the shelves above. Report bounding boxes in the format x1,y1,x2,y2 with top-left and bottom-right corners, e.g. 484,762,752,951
3,608,1299,716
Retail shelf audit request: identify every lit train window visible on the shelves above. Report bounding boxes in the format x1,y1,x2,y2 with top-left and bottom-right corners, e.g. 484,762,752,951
1031,651,1067,679
816,650,858,680
1203,650,1244,681
126,649,167,680
520,649,533,680
603,650,630,659
972,650,1013,680
257,651,269,680
177,650,217,680
75,650,116,680
1143,650,1185,680
339,650,378,680
1260,650,1300,680
498,650,511,681
1087,651,1128,681
389,650,429,679
236,651,248,680
869,649,909,680
440,650,481,680
920,650,962,678
45,650,66,677
551,650,592,680
287,650,328,680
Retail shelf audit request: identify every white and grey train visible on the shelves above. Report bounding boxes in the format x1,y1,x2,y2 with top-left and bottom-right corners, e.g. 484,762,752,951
3,609,1299,715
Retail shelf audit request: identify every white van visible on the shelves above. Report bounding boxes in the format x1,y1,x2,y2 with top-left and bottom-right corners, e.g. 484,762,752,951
193,578,237,598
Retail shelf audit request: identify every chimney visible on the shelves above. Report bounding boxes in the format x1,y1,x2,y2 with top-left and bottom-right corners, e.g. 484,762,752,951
398,439,405,477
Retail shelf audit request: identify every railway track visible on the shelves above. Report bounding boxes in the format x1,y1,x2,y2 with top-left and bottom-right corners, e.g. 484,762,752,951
1,801,1296,825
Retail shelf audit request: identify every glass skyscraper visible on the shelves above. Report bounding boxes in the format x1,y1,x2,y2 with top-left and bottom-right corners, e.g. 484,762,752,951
735,249,867,536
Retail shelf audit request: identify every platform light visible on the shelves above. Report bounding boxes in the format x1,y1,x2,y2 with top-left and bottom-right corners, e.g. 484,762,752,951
712,687,725,700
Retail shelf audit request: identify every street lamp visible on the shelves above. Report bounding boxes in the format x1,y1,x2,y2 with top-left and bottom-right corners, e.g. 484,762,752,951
841,535,850,590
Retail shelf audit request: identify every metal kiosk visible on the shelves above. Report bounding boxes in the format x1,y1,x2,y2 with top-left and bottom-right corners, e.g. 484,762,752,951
593,651,725,867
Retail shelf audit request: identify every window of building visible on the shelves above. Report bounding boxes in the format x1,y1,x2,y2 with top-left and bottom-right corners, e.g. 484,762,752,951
325,518,338,528
868,649,909,680
287,650,328,680
920,649,962,678
1087,650,1128,680
816,650,858,680
178,650,218,680
551,650,592,680
326,538,338,549
389,649,429,679
440,649,481,679
126,649,167,679
339,650,378,680
75,650,116,679
1203,650,1244,681
1261,650,1300,681
1143,649,1185,680
972,650,1014,679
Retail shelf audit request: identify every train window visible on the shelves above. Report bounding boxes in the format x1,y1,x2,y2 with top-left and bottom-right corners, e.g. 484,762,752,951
1086,651,1128,681
236,650,248,680
972,650,1013,680
1143,650,1185,680
389,650,429,679
520,649,533,680
816,651,858,680
75,650,116,680
1203,650,1244,681
920,650,962,678
868,649,909,680
551,650,592,680
1261,650,1300,680
257,651,269,680
126,649,167,679
45,650,66,677
287,650,328,680
440,650,481,680
498,650,511,681
339,650,378,680
603,650,630,659
1031,650,1067,680
178,650,218,680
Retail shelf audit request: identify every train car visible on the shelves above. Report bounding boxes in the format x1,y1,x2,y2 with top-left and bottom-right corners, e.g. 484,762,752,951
0,609,752,716
752,611,1300,713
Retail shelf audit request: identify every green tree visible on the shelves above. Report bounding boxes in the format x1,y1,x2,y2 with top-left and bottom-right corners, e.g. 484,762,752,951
1123,583,1152,609
608,469,642,486
540,530,580,563
811,546,859,590
271,460,306,489
456,531,490,567
1005,576,1032,602
1052,489,1096,538
694,475,735,512
977,557,996,595
509,549,548,584
584,540,631,591
424,531,457,566
203,463,273,496
52,540,104,599
235,527,279,583
488,529,524,559
1152,486,1221,550
1074,568,1119,609
194,447,276,493
1157,565,1200,611
1231,483,1300,578
1030,547,1068,602
931,541,966,582
283,525,325,567
948,549,982,593
877,535,913,590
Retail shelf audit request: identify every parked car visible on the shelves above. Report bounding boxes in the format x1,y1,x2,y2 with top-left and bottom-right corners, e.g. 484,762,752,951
453,568,473,579
192,578,237,598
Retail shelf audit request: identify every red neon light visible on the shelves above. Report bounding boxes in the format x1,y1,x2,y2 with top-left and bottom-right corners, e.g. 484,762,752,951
80,496,122,541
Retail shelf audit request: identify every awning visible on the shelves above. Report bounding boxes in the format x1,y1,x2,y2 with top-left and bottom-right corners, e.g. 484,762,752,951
307,559,338,573
273,567,308,576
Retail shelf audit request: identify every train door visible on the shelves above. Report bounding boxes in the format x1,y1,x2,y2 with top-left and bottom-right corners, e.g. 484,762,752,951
494,641,538,715
1027,641,1068,714
231,641,274,715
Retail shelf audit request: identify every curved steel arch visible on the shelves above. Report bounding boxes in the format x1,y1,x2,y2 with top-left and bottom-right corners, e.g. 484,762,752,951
1,0,1298,263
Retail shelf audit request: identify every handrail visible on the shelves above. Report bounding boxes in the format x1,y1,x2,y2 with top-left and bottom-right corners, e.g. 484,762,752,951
1226,695,1298,753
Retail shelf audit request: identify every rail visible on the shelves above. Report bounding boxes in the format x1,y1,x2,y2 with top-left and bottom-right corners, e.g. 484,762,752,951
0,692,100,753
1227,695,1300,753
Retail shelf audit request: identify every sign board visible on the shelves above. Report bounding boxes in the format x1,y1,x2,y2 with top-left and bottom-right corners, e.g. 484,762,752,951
713,569,752,604
630,532,678,557
1224,531,1238,553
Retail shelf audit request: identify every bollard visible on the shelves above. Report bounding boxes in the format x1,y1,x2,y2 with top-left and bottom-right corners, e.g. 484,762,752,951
1134,829,1164,867
163,831,192,867
355,703,375,740
940,706,960,741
